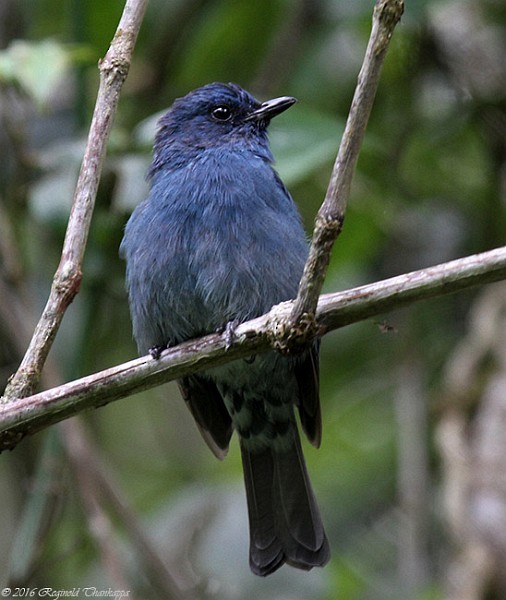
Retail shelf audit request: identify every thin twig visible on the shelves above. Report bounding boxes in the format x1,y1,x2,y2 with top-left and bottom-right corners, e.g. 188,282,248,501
2,0,148,401
289,0,404,330
1,246,505,452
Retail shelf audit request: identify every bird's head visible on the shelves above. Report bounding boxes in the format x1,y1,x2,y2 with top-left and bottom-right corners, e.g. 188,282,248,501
150,82,296,173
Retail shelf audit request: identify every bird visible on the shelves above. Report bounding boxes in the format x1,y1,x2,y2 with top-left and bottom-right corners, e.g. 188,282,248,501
120,82,330,576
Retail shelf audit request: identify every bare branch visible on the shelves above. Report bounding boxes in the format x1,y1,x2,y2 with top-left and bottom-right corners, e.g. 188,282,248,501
290,0,404,328
1,246,505,452
2,0,148,401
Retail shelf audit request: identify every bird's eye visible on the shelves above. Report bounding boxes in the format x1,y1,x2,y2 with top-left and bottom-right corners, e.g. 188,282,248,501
211,105,232,122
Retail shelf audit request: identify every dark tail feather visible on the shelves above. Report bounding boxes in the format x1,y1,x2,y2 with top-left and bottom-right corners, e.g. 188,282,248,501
240,433,330,576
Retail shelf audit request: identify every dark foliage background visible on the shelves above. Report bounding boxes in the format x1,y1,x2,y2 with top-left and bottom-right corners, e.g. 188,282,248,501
1,0,505,598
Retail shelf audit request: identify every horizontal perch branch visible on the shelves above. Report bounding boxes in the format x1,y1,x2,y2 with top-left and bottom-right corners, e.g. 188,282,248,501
1,245,505,452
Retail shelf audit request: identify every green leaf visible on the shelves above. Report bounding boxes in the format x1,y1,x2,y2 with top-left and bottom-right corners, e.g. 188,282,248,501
0,39,71,108
270,105,343,186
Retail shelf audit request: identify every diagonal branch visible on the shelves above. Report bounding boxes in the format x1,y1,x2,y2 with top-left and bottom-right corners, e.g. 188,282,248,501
2,0,148,402
1,246,505,452
290,0,404,328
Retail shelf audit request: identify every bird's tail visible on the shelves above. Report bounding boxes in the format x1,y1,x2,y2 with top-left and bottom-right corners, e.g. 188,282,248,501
240,430,330,576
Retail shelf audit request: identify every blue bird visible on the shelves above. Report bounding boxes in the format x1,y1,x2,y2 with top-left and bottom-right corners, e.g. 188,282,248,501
120,82,330,576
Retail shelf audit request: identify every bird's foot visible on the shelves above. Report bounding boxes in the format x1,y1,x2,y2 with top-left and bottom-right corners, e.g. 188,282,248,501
149,344,167,360
222,319,240,350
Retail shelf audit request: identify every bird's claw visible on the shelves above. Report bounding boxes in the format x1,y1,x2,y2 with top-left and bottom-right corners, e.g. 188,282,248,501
149,344,167,360
224,319,240,350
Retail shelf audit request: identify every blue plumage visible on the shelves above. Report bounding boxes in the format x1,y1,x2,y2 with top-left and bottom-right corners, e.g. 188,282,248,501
121,82,329,575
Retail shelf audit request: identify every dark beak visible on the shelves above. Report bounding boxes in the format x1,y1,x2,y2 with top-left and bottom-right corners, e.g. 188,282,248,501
244,96,297,122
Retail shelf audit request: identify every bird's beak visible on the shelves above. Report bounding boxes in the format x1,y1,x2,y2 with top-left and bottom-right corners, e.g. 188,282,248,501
244,96,297,122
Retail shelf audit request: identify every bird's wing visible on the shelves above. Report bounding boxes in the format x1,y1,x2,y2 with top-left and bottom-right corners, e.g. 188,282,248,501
294,343,322,448
178,375,233,459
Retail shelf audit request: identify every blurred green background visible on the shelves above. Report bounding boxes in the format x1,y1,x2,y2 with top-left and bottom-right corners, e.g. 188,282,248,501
1,0,505,598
